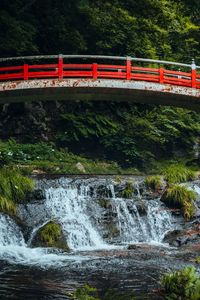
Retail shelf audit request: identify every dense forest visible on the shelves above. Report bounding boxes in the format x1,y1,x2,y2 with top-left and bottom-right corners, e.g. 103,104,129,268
0,0,200,171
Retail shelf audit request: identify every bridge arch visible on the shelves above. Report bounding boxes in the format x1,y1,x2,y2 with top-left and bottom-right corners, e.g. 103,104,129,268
0,55,199,110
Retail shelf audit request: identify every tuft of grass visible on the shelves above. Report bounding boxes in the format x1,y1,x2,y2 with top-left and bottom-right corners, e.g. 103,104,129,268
0,167,34,216
0,196,16,216
0,167,34,203
162,184,196,220
121,181,134,199
145,175,162,191
161,266,200,300
163,164,196,184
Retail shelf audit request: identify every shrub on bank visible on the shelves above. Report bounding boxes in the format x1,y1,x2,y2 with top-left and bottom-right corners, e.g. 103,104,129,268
121,181,134,198
145,175,163,191
0,167,34,203
0,196,16,216
163,165,195,184
0,167,34,216
161,266,200,300
161,184,196,220
72,284,100,300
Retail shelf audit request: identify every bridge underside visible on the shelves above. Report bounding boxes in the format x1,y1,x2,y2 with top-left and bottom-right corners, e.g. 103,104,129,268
0,79,200,111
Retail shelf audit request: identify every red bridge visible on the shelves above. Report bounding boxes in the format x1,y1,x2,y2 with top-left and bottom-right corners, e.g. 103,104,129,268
0,55,200,110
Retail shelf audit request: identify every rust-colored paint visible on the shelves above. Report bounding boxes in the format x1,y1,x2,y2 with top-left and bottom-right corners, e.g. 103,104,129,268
0,78,200,111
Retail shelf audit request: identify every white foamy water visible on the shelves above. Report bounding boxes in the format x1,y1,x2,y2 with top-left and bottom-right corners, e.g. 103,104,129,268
0,214,25,246
111,198,172,243
0,177,175,265
44,186,109,250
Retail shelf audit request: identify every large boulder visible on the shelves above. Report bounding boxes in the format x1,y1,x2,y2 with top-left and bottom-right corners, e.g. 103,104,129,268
31,221,69,251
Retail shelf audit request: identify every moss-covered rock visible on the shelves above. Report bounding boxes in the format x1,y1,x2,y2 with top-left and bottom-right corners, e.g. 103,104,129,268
32,221,69,251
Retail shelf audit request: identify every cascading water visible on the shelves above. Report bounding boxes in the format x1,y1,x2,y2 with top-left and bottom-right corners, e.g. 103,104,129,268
44,186,107,250
0,177,175,265
0,214,25,246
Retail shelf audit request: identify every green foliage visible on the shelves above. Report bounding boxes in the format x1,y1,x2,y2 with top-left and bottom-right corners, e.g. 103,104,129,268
35,221,69,250
0,1,200,171
0,168,34,203
1,0,199,62
0,167,34,216
59,113,118,142
145,175,163,191
72,284,100,300
162,184,196,220
0,140,141,175
161,266,200,300
0,196,16,216
0,139,69,164
163,165,196,184
0,167,34,203
121,181,134,199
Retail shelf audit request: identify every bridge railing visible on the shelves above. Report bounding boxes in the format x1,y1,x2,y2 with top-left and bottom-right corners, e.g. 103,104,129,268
0,55,199,89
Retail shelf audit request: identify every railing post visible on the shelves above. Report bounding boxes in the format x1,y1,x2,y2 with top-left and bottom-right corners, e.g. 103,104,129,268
93,63,98,79
159,67,164,83
191,59,196,88
126,57,131,80
23,64,28,80
58,54,63,79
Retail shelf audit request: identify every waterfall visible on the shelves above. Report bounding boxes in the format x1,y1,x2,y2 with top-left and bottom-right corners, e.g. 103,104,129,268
44,186,107,250
41,178,172,247
111,198,172,244
0,214,25,246
0,177,175,265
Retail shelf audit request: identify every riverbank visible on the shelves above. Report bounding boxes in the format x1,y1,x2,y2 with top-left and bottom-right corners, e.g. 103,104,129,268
1,140,200,176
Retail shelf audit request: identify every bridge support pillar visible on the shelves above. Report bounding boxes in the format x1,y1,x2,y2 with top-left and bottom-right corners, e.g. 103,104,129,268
58,55,63,79
23,64,29,80
126,59,131,80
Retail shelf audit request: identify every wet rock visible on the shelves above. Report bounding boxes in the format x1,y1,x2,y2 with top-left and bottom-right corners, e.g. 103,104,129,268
135,201,147,215
164,228,200,247
26,189,46,203
75,162,86,173
31,221,69,251
128,244,137,250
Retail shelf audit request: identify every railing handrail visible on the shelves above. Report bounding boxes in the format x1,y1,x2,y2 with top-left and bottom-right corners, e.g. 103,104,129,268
0,54,199,69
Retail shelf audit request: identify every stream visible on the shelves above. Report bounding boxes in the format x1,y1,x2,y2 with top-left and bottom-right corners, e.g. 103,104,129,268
0,176,199,299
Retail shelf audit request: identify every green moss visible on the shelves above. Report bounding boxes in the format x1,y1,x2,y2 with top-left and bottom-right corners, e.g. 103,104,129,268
0,196,16,216
163,165,196,184
161,266,200,300
145,175,162,191
34,221,69,251
162,184,196,220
